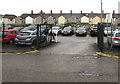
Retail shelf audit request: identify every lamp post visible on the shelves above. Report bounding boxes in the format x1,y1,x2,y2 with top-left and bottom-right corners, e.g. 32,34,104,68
101,0,103,24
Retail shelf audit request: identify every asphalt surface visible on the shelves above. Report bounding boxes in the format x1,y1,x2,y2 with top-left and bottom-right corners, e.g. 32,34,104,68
2,35,119,82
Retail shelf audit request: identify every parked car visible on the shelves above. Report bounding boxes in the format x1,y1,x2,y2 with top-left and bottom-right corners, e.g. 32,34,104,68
49,26,62,35
90,27,98,36
107,30,120,46
0,29,19,44
104,27,112,36
15,31,46,45
61,27,74,36
76,27,87,36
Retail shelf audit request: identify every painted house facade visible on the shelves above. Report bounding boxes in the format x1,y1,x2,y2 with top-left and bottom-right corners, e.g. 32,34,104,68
15,16,23,24
20,11,120,26
0,14,3,24
3,14,17,24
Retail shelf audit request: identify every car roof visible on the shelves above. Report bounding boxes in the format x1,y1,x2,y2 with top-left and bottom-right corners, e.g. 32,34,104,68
20,30,35,33
78,27,85,29
0,29,17,32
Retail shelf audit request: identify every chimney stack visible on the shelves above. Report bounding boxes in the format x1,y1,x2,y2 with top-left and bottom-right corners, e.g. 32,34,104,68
113,10,115,15
31,10,33,14
60,10,62,15
50,10,52,14
81,10,82,14
70,10,72,15
91,11,93,14
40,10,43,14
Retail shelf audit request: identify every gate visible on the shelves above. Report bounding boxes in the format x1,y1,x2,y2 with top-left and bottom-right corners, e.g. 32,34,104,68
35,24,53,50
97,23,104,52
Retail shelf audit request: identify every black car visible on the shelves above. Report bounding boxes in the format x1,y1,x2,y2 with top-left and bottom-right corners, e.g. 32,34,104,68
76,27,87,36
90,27,98,36
61,27,74,36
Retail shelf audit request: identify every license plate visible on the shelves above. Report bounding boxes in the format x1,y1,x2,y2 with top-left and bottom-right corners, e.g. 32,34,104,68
18,42,25,44
64,33,67,34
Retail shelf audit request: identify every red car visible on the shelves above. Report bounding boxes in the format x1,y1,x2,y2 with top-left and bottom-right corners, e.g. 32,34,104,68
0,30,19,44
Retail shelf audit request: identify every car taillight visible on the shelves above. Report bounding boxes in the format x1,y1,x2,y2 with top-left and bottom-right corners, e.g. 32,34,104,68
113,38,119,40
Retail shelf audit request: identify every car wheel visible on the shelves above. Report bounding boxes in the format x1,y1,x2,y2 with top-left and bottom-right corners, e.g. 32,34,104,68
32,40,36,46
9,39,14,45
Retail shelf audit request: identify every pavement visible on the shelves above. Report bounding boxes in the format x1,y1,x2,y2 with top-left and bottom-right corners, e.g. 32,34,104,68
2,35,119,82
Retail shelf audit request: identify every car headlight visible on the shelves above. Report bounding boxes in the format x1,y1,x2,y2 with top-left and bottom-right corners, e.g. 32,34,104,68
26,37,32,41
68,31,71,33
15,38,18,40
26,38,31,41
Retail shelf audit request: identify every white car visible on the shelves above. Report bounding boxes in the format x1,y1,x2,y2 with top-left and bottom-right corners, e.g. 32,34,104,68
107,30,120,46
104,27,112,36
49,26,62,35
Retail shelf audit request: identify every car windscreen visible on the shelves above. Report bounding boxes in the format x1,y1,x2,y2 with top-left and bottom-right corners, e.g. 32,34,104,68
0,31,8,38
19,32,31,36
64,27,71,31
52,27,59,30
24,27,36,31
116,33,120,37
104,27,111,31
78,28,85,31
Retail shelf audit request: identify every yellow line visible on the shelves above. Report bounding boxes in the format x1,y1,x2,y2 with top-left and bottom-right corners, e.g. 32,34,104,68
0,50,39,55
96,52,120,58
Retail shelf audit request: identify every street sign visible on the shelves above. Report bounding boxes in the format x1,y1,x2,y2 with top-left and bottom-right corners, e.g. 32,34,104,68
106,14,112,20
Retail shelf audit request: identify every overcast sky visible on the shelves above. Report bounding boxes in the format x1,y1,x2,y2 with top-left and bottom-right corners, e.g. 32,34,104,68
0,0,119,16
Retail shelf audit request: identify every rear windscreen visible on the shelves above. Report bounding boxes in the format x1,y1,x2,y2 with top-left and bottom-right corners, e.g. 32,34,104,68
19,32,31,36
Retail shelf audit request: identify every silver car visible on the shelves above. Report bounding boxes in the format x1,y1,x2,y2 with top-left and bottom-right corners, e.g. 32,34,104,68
107,30,120,46
104,27,112,36
15,31,46,45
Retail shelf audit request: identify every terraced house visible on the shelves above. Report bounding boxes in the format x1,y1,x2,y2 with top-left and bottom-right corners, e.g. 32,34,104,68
3,14,17,25
19,10,108,26
1,10,120,27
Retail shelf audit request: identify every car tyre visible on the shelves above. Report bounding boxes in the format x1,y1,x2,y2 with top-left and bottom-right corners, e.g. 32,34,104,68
32,40,36,46
9,39,14,45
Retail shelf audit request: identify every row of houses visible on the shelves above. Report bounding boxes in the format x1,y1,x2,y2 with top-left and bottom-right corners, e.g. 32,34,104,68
0,10,120,26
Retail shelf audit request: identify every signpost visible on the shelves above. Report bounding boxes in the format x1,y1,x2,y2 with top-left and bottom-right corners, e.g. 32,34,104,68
2,23,5,47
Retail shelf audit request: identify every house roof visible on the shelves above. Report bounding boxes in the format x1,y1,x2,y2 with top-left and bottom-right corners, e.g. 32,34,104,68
3,14,17,19
21,13,107,19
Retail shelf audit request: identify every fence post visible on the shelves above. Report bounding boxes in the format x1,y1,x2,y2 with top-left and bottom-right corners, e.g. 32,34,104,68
36,24,40,50
97,23,104,52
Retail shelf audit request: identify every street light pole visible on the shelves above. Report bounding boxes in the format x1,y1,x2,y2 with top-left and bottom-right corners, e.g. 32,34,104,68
101,0,103,24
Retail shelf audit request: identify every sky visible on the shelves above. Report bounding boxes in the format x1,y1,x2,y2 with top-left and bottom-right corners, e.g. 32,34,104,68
0,0,119,16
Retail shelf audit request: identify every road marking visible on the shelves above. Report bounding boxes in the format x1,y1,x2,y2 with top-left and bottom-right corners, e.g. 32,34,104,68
96,52,120,58
0,50,39,55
